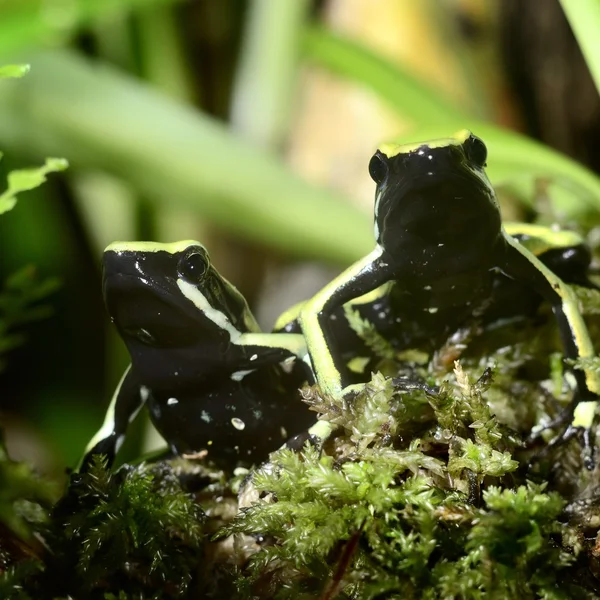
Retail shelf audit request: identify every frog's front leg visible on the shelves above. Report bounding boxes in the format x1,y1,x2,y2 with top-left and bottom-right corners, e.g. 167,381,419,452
77,366,146,471
497,231,600,462
299,246,394,399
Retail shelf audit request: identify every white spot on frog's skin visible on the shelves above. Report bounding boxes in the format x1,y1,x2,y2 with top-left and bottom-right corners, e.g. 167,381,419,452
225,404,236,412
280,427,288,438
438,243,444,247
231,369,254,381
424,285,432,291
167,397,178,406
140,386,150,402
253,409,263,420
174,371,179,377
231,417,246,430
250,354,258,361
427,307,439,314
201,410,211,423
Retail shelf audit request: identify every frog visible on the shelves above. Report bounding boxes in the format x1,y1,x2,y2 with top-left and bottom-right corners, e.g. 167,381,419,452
80,240,316,471
296,130,600,453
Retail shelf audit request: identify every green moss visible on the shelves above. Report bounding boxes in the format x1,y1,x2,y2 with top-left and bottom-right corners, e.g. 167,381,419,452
218,357,591,599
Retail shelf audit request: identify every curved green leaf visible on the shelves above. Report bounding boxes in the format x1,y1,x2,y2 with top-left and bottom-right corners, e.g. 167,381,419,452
301,25,465,125
0,50,372,262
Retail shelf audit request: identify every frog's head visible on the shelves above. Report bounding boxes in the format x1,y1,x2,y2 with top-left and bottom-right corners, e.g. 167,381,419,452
102,240,260,357
369,130,502,265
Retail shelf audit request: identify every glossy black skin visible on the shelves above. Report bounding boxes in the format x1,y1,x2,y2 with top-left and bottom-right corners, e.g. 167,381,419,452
82,244,315,470
300,134,597,404
281,239,594,370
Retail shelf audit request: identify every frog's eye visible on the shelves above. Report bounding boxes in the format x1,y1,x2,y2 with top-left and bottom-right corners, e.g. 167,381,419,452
178,247,209,284
368,151,389,184
464,134,487,167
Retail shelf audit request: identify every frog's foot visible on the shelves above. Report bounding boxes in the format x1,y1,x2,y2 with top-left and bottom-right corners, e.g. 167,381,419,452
533,424,595,471
391,376,439,395
528,404,596,470
284,419,337,454
340,383,367,399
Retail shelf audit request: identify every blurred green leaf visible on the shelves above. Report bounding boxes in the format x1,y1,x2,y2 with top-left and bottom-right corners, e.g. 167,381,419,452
0,434,58,541
0,157,68,215
560,0,600,95
0,50,372,263
301,26,465,126
302,26,600,214
0,265,60,372
0,64,30,79
0,0,183,57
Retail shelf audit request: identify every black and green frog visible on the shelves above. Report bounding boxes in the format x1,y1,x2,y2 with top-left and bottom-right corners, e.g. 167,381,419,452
82,130,599,471
295,130,599,449
81,241,315,470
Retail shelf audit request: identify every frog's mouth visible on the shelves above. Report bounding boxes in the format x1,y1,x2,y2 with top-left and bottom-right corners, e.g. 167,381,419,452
104,271,212,346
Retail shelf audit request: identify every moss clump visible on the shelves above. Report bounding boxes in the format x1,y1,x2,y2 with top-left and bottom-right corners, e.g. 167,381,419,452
0,456,215,599
221,362,593,599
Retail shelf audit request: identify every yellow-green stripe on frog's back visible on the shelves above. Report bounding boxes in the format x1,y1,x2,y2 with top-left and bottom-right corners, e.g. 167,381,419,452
502,230,600,426
273,282,392,333
378,129,471,158
300,247,385,398
504,222,584,256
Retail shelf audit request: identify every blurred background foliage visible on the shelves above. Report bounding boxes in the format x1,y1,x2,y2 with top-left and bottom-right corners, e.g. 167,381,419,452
1,0,599,475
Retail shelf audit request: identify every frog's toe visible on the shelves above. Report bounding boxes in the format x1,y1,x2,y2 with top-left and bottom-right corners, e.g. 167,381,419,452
391,376,439,395
529,420,596,471
528,404,575,444
340,383,366,398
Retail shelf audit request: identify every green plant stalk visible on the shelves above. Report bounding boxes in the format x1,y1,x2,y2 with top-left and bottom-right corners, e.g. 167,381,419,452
230,0,311,148
0,50,372,263
137,5,194,104
302,26,600,212
559,0,600,96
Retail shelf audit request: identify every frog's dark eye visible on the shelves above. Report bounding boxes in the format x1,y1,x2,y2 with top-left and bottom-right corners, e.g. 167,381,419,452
464,134,487,167
178,247,209,284
368,151,389,184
